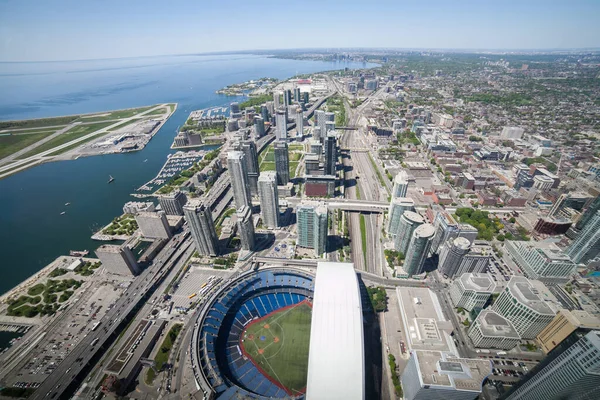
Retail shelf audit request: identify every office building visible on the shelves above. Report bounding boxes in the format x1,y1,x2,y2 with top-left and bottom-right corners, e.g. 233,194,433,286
493,276,557,339
364,79,378,91
236,206,255,251
324,132,337,176
567,210,600,264
95,244,140,276
500,126,524,140
254,116,265,138
258,172,279,228
295,106,304,137
536,309,600,354
158,191,187,216
403,224,435,276
325,121,335,134
284,89,292,107
183,200,219,256
230,102,240,114
309,140,322,156
122,201,155,215
387,197,415,238
396,287,492,400
576,195,600,231
135,211,172,240
297,202,328,256
273,91,281,108
227,151,251,209
305,153,320,175
274,140,290,185
534,216,573,235
317,112,335,142
275,108,287,141
438,237,472,278
506,240,577,284
449,273,496,311
502,331,600,400
392,170,409,198
468,309,521,350
239,140,260,196
549,192,592,218
456,244,492,277
314,110,324,141
401,351,492,400
394,211,425,254
430,210,478,255
533,175,554,191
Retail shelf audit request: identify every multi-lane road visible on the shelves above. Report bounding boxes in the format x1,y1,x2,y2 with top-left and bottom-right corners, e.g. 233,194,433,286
335,79,391,277
31,230,192,400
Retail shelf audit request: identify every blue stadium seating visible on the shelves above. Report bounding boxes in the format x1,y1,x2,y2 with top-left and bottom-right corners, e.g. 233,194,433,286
197,269,314,399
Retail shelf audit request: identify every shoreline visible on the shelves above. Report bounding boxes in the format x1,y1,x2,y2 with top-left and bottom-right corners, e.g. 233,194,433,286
0,103,177,124
0,103,178,180
58,103,178,161
0,255,100,302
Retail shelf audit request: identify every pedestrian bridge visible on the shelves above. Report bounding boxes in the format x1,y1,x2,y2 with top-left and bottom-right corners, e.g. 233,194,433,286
325,199,388,213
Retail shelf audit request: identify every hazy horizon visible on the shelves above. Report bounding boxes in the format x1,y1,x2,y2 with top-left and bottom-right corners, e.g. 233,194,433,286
1,0,600,62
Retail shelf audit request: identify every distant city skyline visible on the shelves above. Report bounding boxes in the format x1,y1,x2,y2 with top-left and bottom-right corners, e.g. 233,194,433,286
1,0,599,62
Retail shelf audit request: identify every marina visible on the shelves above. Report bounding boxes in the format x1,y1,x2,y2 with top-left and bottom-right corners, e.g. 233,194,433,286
188,106,229,119
135,150,207,193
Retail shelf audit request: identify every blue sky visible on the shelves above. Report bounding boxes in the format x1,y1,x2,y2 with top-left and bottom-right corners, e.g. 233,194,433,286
1,0,599,61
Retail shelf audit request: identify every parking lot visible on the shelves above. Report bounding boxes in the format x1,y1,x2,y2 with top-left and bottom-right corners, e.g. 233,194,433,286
169,266,232,313
487,358,537,384
5,276,130,387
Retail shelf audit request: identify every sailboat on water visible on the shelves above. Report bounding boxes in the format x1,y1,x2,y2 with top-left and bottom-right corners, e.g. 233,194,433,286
107,175,115,184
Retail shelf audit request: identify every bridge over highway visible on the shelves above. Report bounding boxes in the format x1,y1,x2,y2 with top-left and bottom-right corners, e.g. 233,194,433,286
286,197,389,213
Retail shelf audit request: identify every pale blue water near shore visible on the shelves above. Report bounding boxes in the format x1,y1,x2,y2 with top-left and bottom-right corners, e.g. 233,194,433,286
0,54,375,295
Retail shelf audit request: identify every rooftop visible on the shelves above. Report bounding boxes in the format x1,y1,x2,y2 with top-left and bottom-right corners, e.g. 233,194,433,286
561,309,600,330
507,276,556,315
396,287,457,353
414,223,436,239
306,262,364,400
476,309,520,339
413,350,492,392
459,273,496,293
403,211,425,224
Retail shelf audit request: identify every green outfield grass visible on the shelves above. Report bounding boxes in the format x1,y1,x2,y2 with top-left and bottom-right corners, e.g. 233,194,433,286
240,302,312,394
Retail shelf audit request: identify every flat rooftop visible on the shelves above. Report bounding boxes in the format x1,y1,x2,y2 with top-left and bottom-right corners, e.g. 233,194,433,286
476,309,520,339
508,277,556,315
414,350,492,392
105,319,167,378
396,287,456,353
562,309,600,330
306,262,364,400
459,273,496,293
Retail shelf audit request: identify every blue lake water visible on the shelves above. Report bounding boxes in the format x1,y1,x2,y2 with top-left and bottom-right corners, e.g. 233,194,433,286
0,54,375,295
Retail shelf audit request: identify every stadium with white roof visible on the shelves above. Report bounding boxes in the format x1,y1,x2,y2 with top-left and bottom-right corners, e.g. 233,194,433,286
190,262,365,400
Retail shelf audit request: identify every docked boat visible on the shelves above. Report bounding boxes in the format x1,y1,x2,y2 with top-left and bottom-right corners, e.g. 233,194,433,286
70,250,89,257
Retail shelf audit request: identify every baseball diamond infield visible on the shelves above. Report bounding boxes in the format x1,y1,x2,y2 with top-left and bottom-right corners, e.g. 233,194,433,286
239,300,312,395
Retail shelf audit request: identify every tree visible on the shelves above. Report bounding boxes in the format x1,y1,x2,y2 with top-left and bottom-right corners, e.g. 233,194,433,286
497,234,505,241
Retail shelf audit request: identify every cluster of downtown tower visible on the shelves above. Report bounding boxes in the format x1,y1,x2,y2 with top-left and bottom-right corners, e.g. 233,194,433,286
176,89,335,260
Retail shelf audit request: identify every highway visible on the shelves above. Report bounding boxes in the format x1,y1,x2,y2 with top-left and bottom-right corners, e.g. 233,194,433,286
335,78,390,277
31,229,192,400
